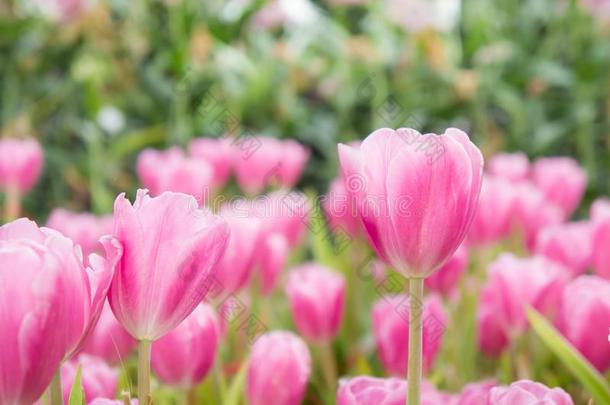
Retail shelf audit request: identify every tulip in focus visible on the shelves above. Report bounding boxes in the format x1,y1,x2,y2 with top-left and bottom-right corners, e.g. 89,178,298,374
246,331,311,405
534,221,593,276
285,263,346,342
188,137,234,189
371,294,447,375
151,304,219,388
487,152,530,183
557,276,610,372
47,208,114,257
532,157,587,219
425,243,468,296
61,355,119,404
489,380,574,405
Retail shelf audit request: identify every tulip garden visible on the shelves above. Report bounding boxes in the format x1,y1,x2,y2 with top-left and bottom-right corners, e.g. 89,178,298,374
1,1,610,405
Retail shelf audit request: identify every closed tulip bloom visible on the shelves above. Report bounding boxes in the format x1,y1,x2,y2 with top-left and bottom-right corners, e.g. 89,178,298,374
371,294,447,374
324,175,362,238
489,380,573,405
487,152,530,183
61,355,119,404
277,140,310,188
590,198,610,279
188,137,233,188
468,175,516,246
457,380,496,405
47,208,114,257
285,263,346,342
0,218,121,404
557,276,610,371
425,243,468,296
246,331,311,405
259,233,289,296
81,302,136,365
0,137,44,193
151,304,219,387
338,128,483,278
234,136,284,195
108,189,229,341
477,254,569,356
534,221,593,276
336,377,451,405
532,157,587,219
136,148,213,204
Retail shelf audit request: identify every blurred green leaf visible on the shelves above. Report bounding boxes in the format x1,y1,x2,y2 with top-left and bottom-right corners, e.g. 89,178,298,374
68,366,85,405
225,358,249,405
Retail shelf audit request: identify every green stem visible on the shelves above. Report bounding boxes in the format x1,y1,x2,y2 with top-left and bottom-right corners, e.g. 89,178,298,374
318,342,337,391
50,368,63,405
3,183,20,223
138,340,152,405
407,278,424,405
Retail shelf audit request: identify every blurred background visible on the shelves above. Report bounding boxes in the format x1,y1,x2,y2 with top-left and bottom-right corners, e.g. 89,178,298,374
1,0,609,218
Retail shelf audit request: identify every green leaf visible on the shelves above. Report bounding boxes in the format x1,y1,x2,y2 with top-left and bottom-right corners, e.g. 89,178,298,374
306,190,342,269
68,365,85,405
527,308,610,404
225,359,249,405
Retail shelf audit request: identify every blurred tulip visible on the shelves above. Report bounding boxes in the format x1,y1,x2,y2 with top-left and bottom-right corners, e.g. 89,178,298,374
557,276,610,372
0,218,120,404
489,380,573,404
532,157,587,219
371,294,447,374
285,263,345,342
47,208,113,257
188,137,233,189
534,221,593,276
233,136,283,195
468,175,516,246
590,198,610,279
151,304,219,387
477,254,569,356
136,147,214,204
259,233,289,295
29,0,91,21
425,243,468,296
246,331,311,405
336,377,452,405
81,302,136,365
457,380,496,405
580,0,610,21
89,399,137,405
324,175,362,238
252,0,317,29
277,139,310,188
487,152,530,183
386,0,461,33
61,355,119,404
108,189,229,341
0,137,44,193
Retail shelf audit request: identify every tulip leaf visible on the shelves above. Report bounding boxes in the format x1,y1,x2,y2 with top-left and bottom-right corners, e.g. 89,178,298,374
306,190,342,269
527,308,610,404
225,358,249,405
68,366,85,405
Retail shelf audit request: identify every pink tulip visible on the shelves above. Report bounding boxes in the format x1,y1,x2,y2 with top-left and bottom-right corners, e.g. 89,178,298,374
108,189,229,341
61,355,119,404
259,233,289,295
90,400,137,405
477,254,569,356
0,137,43,193
46,208,113,257
324,175,362,238
580,0,610,21
234,136,283,195
425,243,468,296
489,380,574,405
557,276,610,372
0,218,121,404
534,221,593,276
188,137,233,189
246,331,311,405
214,204,262,294
338,128,483,278
532,157,587,219
457,380,496,405
151,304,219,387
278,140,310,188
487,152,530,183
512,182,564,250
590,198,610,279
371,294,447,374
468,175,516,246
136,147,213,204
285,263,346,342
81,302,136,365
336,377,452,405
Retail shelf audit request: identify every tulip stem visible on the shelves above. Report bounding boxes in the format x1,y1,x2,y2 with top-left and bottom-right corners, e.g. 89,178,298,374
138,339,152,405
50,368,62,405
318,342,337,391
407,278,424,405
3,184,20,222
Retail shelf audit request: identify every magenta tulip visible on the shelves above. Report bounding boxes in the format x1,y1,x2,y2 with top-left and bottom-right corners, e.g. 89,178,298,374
336,377,452,405
590,198,610,279
0,218,120,404
477,254,569,356
457,380,496,405
534,221,593,276
188,137,233,189
108,189,229,340
371,294,447,375
61,355,119,404
487,152,530,183
532,157,587,219
0,137,44,193
46,208,113,257
285,263,346,342
489,380,573,405
277,139,310,188
246,331,311,405
151,304,219,387
81,302,136,365
259,233,289,295
425,243,468,296
557,276,610,372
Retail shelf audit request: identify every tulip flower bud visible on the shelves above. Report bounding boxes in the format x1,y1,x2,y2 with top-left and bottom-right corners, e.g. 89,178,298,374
61,355,119,404
189,137,234,189
0,137,44,193
487,152,530,183
489,380,574,405
532,157,587,219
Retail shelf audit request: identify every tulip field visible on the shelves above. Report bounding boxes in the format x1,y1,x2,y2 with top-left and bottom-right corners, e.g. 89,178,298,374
1,1,610,405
